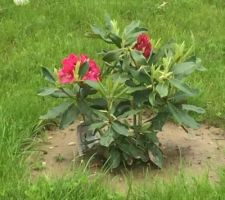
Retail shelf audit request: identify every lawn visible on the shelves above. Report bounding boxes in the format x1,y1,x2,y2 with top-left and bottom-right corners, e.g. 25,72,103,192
0,0,225,199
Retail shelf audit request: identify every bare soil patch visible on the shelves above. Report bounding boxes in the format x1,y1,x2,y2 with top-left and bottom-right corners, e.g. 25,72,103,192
29,122,225,191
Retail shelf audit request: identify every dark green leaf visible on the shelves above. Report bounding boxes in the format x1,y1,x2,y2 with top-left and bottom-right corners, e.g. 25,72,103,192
173,62,197,76
60,104,79,129
122,56,130,71
79,62,89,78
148,144,163,169
88,98,107,109
133,89,150,107
103,49,122,62
109,149,121,169
169,79,198,96
40,101,73,120
88,122,106,131
77,100,93,120
41,67,56,84
156,83,169,98
143,131,159,143
114,100,131,117
149,93,156,106
119,142,148,162
84,80,100,90
109,33,122,48
129,69,150,84
127,86,147,93
38,88,58,96
123,21,147,39
92,110,108,121
123,21,140,36
117,109,141,119
100,128,114,147
50,90,68,98
112,122,129,136
167,102,199,128
182,104,205,114
151,112,169,131
130,50,147,67
90,25,111,43
169,92,189,103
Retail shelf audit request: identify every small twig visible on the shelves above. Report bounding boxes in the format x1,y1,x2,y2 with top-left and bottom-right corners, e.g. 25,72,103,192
181,125,189,133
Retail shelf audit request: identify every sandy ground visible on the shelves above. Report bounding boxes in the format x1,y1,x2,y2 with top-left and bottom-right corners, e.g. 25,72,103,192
28,122,225,191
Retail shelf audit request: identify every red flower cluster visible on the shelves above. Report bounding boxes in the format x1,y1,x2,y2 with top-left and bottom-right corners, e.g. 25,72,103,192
58,53,101,84
134,33,152,59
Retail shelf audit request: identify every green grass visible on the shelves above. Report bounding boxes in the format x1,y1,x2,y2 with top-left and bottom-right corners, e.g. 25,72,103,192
0,0,225,199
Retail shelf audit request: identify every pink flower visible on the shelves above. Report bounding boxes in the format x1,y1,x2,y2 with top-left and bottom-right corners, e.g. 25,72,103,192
83,60,101,81
58,69,75,84
58,53,101,84
134,33,152,59
80,54,89,65
62,53,78,73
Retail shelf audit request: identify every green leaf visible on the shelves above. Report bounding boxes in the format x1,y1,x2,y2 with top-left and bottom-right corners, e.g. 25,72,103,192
88,98,107,109
92,110,108,121
148,144,163,169
114,100,131,117
109,149,121,169
90,25,111,43
127,86,147,93
129,69,150,84
123,21,140,36
143,131,159,144
156,83,169,98
117,109,141,119
130,50,147,67
169,92,189,103
133,89,150,107
41,67,56,84
119,142,148,162
88,122,106,131
123,21,147,38
151,112,169,131
84,80,100,90
100,128,114,147
79,62,89,78
191,57,207,71
109,33,122,48
103,49,122,63
38,88,58,96
182,104,205,114
112,122,129,136
77,100,93,120
39,88,75,98
149,93,156,106
173,62,197,76
60,104,80,129
169,79,198,96
40,101,73,120
167,102,199,128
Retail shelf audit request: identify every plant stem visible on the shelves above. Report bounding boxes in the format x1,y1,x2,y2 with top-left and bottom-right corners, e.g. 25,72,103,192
138,112,142,127
133,114,137,129
131,98,137,133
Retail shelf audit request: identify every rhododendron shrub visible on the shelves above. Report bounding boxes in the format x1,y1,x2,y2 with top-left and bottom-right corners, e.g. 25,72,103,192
39,17,206,169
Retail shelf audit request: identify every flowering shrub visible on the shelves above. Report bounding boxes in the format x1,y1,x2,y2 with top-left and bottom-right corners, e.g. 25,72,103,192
39,17,206,169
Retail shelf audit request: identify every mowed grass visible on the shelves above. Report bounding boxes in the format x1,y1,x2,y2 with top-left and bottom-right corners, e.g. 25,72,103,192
0,0,225,199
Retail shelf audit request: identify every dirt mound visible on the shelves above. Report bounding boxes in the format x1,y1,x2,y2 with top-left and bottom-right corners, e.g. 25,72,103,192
29,122,225,189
